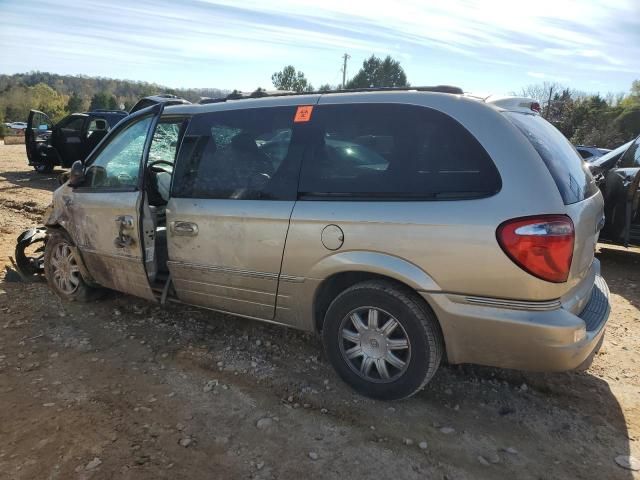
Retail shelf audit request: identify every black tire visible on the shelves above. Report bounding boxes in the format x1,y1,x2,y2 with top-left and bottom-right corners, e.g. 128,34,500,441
44,231,99,302
34,161,54,174
322,280,443,400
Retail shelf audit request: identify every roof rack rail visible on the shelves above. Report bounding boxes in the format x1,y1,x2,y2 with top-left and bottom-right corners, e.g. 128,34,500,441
327,85,464,95
198,85,463,105
199,97,227,104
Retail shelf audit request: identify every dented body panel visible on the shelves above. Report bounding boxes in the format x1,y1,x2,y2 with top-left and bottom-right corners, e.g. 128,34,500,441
46,185,156,301
166,198,295,319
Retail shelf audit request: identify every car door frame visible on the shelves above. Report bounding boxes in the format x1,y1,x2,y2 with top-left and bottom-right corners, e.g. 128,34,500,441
64,103,165,300
26,109,53,166
53,113,90,166
165,99,320,321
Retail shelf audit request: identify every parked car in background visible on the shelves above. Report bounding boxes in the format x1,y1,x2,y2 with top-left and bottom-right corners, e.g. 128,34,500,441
575,145,611,162
588,136,640,246
26,94,191,173
38,87,610,400
8,121,28,130
26,109,128,173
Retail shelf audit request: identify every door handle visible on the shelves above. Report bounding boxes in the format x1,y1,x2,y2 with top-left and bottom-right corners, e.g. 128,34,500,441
170,221,198,236
114,215,135,248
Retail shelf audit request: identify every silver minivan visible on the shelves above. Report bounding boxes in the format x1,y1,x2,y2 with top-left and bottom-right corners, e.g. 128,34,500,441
42,88,610,400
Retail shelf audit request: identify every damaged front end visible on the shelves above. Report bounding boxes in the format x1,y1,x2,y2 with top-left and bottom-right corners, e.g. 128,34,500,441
12,203,57,280
13,226,48,280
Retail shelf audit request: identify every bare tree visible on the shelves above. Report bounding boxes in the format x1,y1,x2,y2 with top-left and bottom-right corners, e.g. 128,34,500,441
519,82,563,103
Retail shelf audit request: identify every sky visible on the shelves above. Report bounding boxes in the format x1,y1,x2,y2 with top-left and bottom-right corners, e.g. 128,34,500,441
0,0,639,96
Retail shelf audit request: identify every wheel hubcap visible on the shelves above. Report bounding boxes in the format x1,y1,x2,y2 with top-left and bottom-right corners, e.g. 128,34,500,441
51,242,80,294
339,307,411,383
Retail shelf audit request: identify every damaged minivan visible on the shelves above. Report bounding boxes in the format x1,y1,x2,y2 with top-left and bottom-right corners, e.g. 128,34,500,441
40,89,611,400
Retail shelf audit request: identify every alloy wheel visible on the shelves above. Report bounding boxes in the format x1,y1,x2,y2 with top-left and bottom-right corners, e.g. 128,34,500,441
50,242,81,294
339,306,411,383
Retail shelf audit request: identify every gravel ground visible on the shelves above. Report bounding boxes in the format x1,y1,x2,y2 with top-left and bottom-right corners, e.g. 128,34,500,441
0,142,639,479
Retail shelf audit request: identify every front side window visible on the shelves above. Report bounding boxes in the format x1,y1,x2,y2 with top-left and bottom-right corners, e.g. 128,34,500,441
84,115,153,188
148,121,183,164
298,103,501,199
87,118,108,133
173,106,301,200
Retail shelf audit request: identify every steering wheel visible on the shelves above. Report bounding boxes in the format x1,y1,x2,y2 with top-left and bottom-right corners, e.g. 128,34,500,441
148,160,174,173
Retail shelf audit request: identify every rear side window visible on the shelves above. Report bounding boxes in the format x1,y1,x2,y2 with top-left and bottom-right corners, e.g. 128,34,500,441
59,116,85,133
618,136,640,168
172,106,304,200
505,112,597,204
298,103,500,199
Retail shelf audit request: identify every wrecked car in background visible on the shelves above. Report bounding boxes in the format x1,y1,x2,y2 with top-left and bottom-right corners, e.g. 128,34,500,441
575,144,611,162
25,94,190,174
26,109,128,173
588,135,640,246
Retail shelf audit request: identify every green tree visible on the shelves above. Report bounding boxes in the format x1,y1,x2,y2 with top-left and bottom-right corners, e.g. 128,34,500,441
271,65,313,93
346,55,408,89
318,83,334,92
616,106,640,138
250,87,267,98
30,83,67,122
89,92,116,110
66,92,83,113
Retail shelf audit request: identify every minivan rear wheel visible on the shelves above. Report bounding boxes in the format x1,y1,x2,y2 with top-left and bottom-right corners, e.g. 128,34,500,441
322,280,443,400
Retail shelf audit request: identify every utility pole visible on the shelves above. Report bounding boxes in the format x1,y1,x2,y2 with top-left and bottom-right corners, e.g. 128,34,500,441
341,53,351,89
545,85,554,120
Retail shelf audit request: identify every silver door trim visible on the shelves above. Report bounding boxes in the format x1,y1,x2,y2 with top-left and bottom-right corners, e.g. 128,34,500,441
167,260,278,280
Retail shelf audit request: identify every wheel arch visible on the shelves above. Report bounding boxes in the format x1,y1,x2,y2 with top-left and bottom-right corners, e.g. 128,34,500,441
44,224,99,287
308,251,442,334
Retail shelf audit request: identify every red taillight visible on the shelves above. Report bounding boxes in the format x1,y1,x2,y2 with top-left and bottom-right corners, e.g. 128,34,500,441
496,215,574,283
531,102,541,113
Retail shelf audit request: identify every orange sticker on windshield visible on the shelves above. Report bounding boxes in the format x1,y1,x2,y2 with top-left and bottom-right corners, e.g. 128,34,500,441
294,105,314,123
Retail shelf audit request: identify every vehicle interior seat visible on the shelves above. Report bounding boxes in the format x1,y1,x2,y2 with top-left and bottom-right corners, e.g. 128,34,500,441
86,119,109,152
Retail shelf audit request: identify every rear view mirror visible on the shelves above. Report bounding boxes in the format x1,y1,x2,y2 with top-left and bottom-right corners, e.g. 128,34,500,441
68,160,85,187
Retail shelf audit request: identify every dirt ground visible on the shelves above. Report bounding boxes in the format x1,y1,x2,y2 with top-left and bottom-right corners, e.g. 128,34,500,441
0,142,638,480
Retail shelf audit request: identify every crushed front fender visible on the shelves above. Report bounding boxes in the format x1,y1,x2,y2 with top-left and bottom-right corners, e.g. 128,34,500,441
14,227,48,279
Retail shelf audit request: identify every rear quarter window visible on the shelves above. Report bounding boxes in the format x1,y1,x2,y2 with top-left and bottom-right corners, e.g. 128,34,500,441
505,112,598,204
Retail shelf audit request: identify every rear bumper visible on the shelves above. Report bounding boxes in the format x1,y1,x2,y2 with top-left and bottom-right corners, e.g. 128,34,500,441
422,273,610,372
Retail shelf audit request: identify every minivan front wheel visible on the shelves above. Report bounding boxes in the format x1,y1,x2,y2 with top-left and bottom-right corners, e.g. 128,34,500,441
44,232,97,302
322,280,443,400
